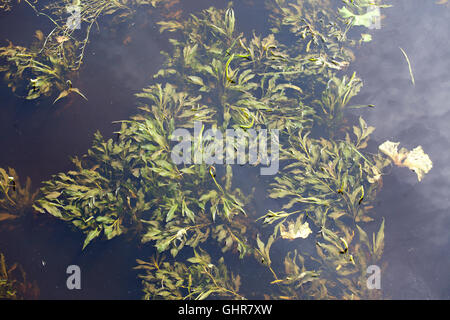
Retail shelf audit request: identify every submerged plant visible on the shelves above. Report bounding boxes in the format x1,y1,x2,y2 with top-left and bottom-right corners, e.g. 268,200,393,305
267,0,390,62
0,0,166,101
252,117,389,299
28,0,405,300
0,252,39,300
267,219,385,300
0,167,38,221
134,3,394,300
0,0,11,11
155,6,316,134
265,118,389,225
34,83,251,256
0,41,84,101
135,249,244,300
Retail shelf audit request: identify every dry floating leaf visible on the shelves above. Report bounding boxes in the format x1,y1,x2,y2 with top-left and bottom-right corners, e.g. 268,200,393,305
379,141,432,181
280,218,312,240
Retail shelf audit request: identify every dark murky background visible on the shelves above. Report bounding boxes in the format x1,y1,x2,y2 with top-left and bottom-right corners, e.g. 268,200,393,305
0,0,449,299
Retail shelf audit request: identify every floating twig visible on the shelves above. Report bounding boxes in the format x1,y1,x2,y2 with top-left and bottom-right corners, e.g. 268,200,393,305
399,47,415,86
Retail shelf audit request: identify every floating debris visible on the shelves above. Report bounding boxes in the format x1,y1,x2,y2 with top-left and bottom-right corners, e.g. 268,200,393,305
379,141,433,181
399,47,416,86
280,218,312,240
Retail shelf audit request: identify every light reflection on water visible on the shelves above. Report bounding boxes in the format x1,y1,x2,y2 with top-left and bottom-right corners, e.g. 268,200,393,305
351,0,450,298
0,0,449,299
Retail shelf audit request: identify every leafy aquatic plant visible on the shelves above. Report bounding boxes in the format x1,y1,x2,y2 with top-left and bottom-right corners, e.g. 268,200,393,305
0,252,39,300
133,3,397,300
312,72,369,133
135,249,244,300
33,3,323,258
269,0,390,51
265,0,390,109
34,83,251,256
0,0,165,101
0,167,38,221
252,117,390,299
0,41,84,100
157,0,371,136
155,6,316,134
31,1,406,300
264,118,389,226
267,219,385,300
0,0,11,11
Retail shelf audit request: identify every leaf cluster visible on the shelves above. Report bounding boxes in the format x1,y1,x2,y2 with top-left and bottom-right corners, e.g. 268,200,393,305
135,249,244,300
0,167,38,221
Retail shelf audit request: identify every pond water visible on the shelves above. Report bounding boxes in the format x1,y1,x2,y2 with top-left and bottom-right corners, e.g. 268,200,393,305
0,0,449,299
351,0,450,299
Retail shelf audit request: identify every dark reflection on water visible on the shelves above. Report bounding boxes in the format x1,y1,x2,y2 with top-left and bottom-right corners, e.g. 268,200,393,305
0,0,449,299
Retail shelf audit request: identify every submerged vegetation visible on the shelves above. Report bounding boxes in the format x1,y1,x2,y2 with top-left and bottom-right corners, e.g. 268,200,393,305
0,0,434,299
0,0,166,101
0,167,38,222
0,252,39,299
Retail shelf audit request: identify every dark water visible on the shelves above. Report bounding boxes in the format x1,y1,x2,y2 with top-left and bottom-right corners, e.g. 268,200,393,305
0,0,449,299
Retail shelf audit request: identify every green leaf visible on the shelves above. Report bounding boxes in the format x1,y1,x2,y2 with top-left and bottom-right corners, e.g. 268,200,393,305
356,224,371,251
53,90,69,104
187,76,204,86
82,227,101,250
338,6,380,28
374,218,385,257
166,203,178,222
197,289,213,300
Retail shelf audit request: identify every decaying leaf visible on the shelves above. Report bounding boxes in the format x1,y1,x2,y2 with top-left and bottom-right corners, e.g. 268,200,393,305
55,36,69,44
366,165,382,184
379,141,432,181
339,6,380,28
280,216,312,240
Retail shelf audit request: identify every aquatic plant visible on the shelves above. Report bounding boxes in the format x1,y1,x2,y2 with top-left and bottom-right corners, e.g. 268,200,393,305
252,116,390,299
25,0,418,300
33,2,322,257
141,2,398,300
0,41,84,101
264,118,390,225
267,219,385,300
29,1,394,299
135,249,244,300
312,72,367,133
155,6,316,134
0,0,166,101
0,252,39,300
267,0,389,65
0,167,38,221
34,83,251,256
0,0,11,11
265,0,389,116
